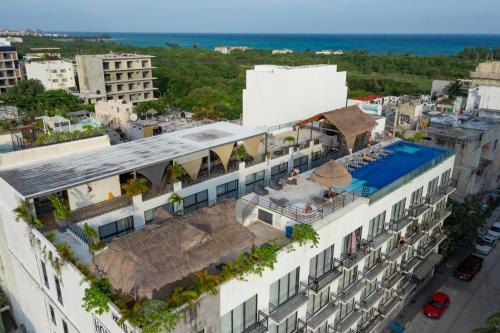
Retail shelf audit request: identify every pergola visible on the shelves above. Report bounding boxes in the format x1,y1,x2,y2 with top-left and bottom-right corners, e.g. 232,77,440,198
296,105,377,152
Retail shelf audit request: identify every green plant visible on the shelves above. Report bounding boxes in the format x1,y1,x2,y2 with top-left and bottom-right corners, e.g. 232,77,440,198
122,300,181,333
169,162,186,183
49,195,71,221
194,270,221,295
167,193,184,209
165,287,199,309
122,178,149,197
13,200,43,228
56,242,76,264
282,135,295,146
82,278,114,315
472,312,500,333
45,232,56,243
233,145,249,161
290,224,319,248
83,223,106,253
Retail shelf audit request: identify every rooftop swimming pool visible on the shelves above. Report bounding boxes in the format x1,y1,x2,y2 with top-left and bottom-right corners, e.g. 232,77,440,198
341,141,450,196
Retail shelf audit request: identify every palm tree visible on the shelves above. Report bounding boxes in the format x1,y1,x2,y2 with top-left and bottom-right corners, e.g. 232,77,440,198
194,270,221,295
13,200,43,228
233,145,248,161
282,135,295,147
444,80,466,97
168,193,184,211
169,162,186,183
122,178,149,197
49,195,71,222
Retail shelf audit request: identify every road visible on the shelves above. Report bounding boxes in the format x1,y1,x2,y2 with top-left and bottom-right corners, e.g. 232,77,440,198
405,208,500,333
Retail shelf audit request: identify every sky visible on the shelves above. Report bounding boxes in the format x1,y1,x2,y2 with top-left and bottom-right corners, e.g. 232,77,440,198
1,0,500,34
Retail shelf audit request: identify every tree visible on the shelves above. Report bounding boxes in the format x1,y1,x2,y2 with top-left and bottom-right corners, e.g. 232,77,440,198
444,80,467,97
135,99,168,117
13,200,43,228
440,195,487,256
82,278,113,315
167,193,184,211
169,162,186,183
472,312,500,333
0,79,45,110
122,178,149,197
233,145,249,161
49,195,71,221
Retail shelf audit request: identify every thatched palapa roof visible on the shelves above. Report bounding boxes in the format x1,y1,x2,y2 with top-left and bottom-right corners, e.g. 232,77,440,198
297,105,377,149
310,160,352,188
93,200,256,299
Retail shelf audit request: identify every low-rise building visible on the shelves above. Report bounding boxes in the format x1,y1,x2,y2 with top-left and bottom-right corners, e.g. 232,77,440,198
94,100,135,130
214,46,249,54
272,49,294,54
25,60,76,90
470,61,500,87
466,85,500,112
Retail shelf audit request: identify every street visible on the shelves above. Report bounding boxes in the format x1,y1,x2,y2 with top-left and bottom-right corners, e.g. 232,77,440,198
404,208,500,333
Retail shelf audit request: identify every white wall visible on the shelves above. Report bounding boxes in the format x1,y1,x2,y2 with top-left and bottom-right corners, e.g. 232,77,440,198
94,100,134,130
25,60,76,90
372,117,386,136
67,175,121,210
243,65,348,129
478,86,500,111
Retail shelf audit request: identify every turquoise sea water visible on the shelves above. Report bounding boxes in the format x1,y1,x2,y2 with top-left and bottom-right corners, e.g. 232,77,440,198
58,32,500,55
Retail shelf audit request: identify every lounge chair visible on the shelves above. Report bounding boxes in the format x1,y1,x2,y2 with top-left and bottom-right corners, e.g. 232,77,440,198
253,184,269,196
270,178,283,190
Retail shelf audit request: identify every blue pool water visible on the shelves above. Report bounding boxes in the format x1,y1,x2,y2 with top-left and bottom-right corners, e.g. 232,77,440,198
341,142,447,194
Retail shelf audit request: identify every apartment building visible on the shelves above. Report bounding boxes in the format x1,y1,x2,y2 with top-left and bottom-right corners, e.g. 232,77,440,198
25,60,76,90
0,44,22,95
75,53,157,104
0,109,455,333
470,61,500,87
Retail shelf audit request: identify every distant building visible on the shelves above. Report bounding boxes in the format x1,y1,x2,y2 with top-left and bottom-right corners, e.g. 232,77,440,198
272,49,294,54
466,85,500,112
243,64,348,129
127,119,161,140
316,50,344,55
94,100,134,130
0,44,22,95
214,46,249,54
470,61,500,87
23,47,62,61
75,53,157,104
25,60,76,90
347,96,385,116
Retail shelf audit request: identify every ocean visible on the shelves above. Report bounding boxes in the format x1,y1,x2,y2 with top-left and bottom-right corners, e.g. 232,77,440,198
59,32,500,56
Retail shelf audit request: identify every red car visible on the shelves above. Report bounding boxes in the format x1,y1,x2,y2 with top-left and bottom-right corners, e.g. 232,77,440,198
423,292,450,319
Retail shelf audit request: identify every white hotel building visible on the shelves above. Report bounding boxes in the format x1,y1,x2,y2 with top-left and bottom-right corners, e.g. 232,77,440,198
0,108,455,333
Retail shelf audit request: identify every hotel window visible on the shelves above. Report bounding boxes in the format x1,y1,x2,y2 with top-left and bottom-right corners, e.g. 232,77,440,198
98,216,134,241
293,156,309,173
364,248,381,271
427,177,439,196
342,227,362,257
62,320,69,333
269,312,297,333
269,267,300,308
220,295,257,333
183,190,209,213
441,169,451,186
362,281,377,300
49,304,56,324
339,265,358,291
41,260,49,288
307,287,330,317
390,198,406,221
368,211,386,239
217,180,239,200
339,298,355,320
245,170,265,193
309,244,334,278
55,277,63,305
271,162,288,181
144,203,174,224
410,187,423,206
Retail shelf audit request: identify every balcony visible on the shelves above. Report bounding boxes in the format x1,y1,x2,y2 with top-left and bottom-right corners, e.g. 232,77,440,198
417,242,435,259
397,280,417,300
341,242,370,269
439,179,457,196
389,215,414,234
71,196,132,223
269,283,309,323
408,203,429,219
382,272,405,290
242,311,268,333
401,257,421,273
385,244,408,263
306,299,339,330
433,233,446,246
368,232,391,250
338,278,366,303
142,183,174,201
308,260,342,293
425,193,444,206
358,314,383,333
361,289,384,310
363,262,388,282
378,297,400,317
335,309,363,333
407,231,425,246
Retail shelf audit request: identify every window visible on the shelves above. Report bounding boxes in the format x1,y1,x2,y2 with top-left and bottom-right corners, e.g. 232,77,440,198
342,227,362,257
49,305,56,324
51,69,57,73
220,295,257,333
307,287,330,317
269,267,299,307
293,156,309,173
441,169,451,186
270,162,288,181
41,261,49,288
217,180,239,200
60,69,66,73
339,265,358,291
390,198,406,221
62,320,68,333
183,190,209,213
54,277,63,305
368,211,386,239
269,312,297,333
364,248,381,271
362,281,377,300
410,187,423,206
309,245,334,278
245,170,265,193
339,298,355,319
98,216,134,241
144,203,173,224
427,177,439,196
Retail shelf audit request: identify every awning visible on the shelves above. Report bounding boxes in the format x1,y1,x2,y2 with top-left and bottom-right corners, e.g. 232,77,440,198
413,253,443,280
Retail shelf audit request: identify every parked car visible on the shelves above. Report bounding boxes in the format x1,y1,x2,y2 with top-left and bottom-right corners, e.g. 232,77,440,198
475,235,497,255
487,222,500,239
455,254,484,281
478,226,488,237
423,292,450,319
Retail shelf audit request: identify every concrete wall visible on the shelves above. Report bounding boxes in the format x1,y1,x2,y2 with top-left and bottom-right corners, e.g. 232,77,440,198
478,86,500,111
94,100,134,130
0,136,110,168
67,175,122,210
243,65,347,129
25,60,76,90
75,55,106,95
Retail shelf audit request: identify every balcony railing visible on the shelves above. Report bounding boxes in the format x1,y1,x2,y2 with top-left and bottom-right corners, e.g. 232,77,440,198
417,242,436,258
368,231,391,250
306,296,339,330
180,159,239,188
382,272,405,290
269,282,309,323
242,311,268,333
407,231,425,246
142,183,174,201
341,240,370,269
363,261,388,282
439,178,457,196
425,192,445,206
378,297,400,317
358,314,383,333
401,256,421,273
71,196,132,223
385,243,408,262
361,288,384,310
308,259,342,293
397,280,417,300
408,203,429,218
338,277,366,303
335,309,363,333
389,213,414,233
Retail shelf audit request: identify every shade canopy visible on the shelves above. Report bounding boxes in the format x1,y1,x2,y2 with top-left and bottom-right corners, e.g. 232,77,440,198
309,160,352,188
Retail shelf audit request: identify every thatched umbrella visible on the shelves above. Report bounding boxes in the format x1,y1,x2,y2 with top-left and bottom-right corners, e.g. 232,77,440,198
310,160,352,196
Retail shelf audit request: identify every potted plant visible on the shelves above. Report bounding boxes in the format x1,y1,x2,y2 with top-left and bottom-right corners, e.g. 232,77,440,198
13,200,43,229
282,136,295,147
49,195,72,231
121,178,149,197
168,193,184,213
233,145,249,162
169,162,186,183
